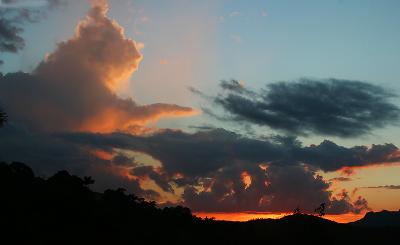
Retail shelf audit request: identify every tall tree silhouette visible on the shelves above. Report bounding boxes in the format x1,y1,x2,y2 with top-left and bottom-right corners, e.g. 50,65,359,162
314,203,326,217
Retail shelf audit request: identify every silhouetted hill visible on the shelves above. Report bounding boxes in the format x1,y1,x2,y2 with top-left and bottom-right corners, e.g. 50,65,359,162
279,213,337,225
0,161,398,244
350,210,400,227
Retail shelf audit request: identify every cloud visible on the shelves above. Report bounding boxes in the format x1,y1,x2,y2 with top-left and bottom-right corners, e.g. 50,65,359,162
205,78,400,137
57,128,394,214
329,190,371,214
0,123,161,199
0,0,197,133
1,0,49,8
329,177,352,182
229,11,241,17
112,153,137,167
0,18,24,53
362,185,400,190
60,128,400,176
0,0,65,64
183,164,361,214
299,140,400,172
131,165,174,193
230,35,242,44
220,79,246,93
261,10,267,17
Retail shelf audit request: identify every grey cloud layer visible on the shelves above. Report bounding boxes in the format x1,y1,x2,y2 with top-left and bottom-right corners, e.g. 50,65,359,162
57,128,399,213
206,79,400,137
0,124,160,199
61,129,400,175
0,125,380,213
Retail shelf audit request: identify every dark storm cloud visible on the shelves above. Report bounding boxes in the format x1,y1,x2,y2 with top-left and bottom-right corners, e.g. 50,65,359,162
59,128,288,177
328,190,371,215
112,154,137,166
207,78,400,137
0,0,65,64
299,140,400,172
58,128,397,213
0,18,24,53
182,164,363,214
0,123,159,199
60,129,400,175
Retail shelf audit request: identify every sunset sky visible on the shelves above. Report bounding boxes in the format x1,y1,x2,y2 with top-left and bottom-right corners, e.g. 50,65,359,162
1,0,400,223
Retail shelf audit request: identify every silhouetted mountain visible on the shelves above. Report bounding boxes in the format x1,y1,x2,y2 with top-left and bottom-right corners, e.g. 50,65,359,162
0,161,398,244
350,210,400,227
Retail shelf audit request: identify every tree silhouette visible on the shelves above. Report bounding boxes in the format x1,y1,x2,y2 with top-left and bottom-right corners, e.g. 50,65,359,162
314,203,326,217
293,206,301,215
1,162,398,244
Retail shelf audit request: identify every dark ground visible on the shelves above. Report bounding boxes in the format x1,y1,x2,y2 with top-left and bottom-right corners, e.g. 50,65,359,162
1,162,398,245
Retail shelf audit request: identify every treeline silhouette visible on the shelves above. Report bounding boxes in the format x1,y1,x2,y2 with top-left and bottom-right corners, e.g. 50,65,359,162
1,162,200,244
1,162,399,244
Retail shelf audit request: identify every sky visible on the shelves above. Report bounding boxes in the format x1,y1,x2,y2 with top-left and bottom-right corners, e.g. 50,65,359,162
1,0,400,222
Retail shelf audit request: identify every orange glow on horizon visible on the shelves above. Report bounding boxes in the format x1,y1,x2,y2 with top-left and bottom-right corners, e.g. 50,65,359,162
194,212,365,223
194,212,287,222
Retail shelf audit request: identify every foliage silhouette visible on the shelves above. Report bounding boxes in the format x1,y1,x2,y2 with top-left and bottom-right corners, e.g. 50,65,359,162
0,161,398,244
314,203,326,217
293,205,301,215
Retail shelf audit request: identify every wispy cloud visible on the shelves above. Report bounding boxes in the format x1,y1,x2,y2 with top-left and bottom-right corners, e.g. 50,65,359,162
363,185,400,190
261,10,267,17
330,177,353,182
230,34,242,44
229,11,241,17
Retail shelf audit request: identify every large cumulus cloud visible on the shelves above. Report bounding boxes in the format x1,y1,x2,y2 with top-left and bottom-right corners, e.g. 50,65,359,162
0,0,196,133
203,78,400,137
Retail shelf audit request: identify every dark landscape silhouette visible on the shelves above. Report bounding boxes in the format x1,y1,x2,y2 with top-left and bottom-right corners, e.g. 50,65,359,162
1,161,399,245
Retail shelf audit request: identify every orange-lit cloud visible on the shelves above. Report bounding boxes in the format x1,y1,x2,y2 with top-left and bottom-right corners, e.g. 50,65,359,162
91,149,113,161
241,171,252,189
0,0,198,133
